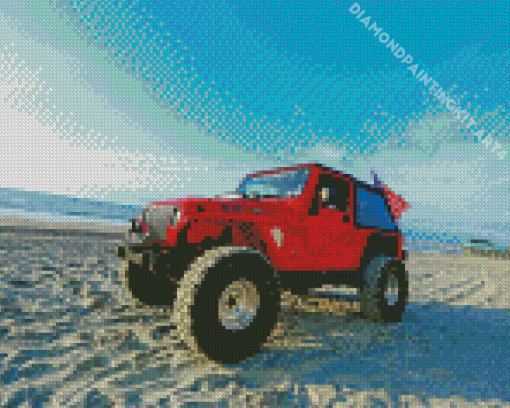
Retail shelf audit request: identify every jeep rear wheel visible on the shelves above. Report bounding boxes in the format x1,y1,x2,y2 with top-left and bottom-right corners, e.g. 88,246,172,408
173,247,281,365
360,256,408,323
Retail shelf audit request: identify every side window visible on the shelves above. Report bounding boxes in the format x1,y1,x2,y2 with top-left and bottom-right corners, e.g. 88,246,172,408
320,177,350,212
355,185,396,230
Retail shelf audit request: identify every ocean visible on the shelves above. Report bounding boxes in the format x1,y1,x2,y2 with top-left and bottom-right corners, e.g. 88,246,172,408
0,186,508,252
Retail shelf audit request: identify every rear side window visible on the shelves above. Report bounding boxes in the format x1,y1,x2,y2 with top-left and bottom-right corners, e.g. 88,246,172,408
355,185,397,231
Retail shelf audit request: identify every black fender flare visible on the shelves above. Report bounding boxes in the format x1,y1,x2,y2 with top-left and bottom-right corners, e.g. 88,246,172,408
358,233,402,285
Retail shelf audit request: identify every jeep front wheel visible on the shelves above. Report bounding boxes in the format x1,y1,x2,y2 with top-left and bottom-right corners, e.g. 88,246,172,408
360,256,408,323
120,258,177,307
173,247,281,365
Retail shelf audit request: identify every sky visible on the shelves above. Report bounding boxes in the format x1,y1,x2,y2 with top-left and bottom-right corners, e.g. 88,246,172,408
0,0,509,243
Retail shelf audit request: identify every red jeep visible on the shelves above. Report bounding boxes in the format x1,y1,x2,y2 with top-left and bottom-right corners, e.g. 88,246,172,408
116,163,409,364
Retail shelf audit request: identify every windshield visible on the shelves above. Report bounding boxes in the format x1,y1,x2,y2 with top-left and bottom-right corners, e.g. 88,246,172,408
238,169,309,198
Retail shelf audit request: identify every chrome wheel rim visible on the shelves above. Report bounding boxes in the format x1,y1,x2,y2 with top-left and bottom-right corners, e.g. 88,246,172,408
218,280,260,332
384,272,399,306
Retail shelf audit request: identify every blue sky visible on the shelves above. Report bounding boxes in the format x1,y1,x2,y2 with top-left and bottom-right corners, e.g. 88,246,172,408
0,0,509,242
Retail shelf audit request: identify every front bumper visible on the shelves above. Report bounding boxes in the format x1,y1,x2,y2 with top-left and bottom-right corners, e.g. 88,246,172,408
115,231,183,269
117,229,157,253
116,220,188,272
116,243,159,257
116,230,155,265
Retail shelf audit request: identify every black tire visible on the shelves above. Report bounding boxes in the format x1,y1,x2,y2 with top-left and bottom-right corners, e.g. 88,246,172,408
124,257,177,307
123,239,230,308
173,247,281,365
123,246,197,307
360,255,408,323
291,284,311,296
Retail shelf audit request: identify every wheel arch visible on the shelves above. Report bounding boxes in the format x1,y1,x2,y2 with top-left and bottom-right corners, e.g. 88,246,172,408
358,232,403,283
178,222,275,274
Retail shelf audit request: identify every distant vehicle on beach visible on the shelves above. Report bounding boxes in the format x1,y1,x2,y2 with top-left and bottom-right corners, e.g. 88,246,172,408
463,239,509,257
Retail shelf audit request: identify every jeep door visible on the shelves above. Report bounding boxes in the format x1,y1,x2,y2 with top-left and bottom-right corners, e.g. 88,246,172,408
307,174,360,270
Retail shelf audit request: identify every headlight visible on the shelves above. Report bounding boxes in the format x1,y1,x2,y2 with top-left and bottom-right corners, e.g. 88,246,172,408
144,205,181,240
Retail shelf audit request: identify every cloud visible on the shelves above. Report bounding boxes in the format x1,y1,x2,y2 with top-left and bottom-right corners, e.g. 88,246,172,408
0,33,253,205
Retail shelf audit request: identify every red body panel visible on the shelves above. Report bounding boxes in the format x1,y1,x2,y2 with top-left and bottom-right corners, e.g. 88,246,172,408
146,164,405,271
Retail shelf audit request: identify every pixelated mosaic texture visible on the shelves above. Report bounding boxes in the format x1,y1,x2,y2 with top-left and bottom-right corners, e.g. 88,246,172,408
1,0,510,407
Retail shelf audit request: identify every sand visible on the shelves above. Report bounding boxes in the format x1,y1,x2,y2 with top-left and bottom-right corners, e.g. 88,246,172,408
0,219,509,407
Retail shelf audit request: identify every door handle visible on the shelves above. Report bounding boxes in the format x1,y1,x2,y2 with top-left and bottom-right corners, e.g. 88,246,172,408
343,215,350,223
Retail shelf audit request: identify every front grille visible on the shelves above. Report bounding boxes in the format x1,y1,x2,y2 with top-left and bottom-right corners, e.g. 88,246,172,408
145,205,180,240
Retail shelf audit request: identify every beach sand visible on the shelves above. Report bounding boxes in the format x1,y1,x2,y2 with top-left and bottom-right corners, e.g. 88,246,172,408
0,216,128,236
0,219,509,407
